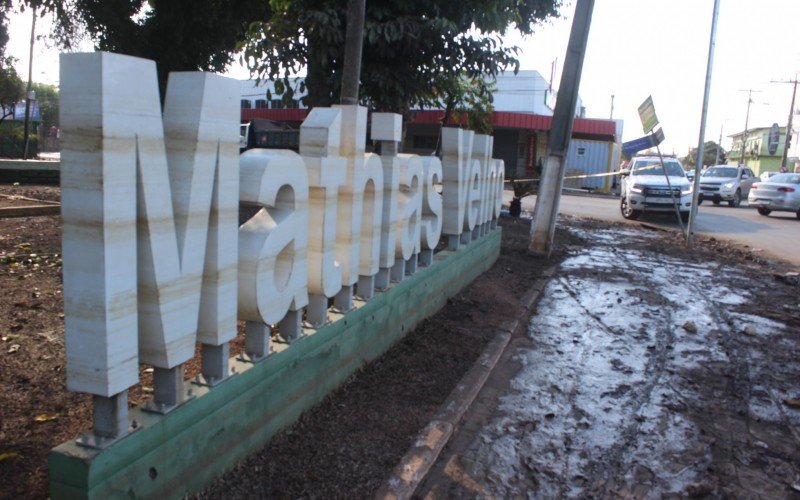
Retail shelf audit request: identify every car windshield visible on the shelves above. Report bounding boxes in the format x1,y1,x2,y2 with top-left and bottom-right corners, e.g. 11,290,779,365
631,159,685,177
769,173,800,184
702,167,738,178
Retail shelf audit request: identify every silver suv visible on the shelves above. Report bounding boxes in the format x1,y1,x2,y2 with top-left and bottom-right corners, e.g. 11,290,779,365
698,165,756,207
620,156,693,222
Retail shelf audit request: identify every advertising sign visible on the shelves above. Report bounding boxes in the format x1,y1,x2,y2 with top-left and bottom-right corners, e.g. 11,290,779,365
638,95,659,133
768,122,780,155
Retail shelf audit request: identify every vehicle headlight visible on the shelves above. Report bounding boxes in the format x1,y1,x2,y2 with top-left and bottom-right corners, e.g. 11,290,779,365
681,185,693,195
630,184,644,193
723,181,734,188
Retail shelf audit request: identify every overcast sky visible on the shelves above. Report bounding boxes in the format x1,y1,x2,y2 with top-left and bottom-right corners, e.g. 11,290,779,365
7,0,800,156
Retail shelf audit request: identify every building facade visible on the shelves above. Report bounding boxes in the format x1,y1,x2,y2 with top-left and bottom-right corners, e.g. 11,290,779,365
728,126,796,174
240,71,619,191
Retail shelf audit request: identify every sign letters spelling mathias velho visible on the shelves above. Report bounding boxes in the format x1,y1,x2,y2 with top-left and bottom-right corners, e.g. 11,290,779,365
60,52,504,426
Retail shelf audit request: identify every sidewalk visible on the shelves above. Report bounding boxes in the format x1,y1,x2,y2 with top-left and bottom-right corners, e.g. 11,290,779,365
416,222,800,498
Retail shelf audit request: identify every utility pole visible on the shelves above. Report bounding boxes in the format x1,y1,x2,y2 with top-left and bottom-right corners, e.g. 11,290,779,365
771,75,799,170
737,89,759,167
610,94,615,119
22,1,37,160
529,0,594,256
339,0,366,105
686,0,720,248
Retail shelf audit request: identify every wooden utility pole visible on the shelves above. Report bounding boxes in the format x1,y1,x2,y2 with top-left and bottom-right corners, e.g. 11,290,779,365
529,0,594,256
771,76,799,170
339,0,366,105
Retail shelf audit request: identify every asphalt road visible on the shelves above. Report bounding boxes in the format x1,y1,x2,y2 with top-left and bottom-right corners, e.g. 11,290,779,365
504,190,800,269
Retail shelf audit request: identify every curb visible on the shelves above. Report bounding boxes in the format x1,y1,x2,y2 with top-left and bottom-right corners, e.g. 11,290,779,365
375,265,556,500
0,204,61,218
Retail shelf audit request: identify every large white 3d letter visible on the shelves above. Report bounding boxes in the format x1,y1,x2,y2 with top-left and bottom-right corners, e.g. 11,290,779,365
61,53,137,396
421,156,443,251
61,52,240,384
396,154,423,261
441,128,474,242
238,150,309,325
302,108,346,299
371,113,401,286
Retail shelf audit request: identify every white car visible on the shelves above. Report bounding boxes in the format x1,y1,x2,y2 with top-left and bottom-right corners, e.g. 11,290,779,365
698,165,756,207
748,173,800,219
620,156,693,222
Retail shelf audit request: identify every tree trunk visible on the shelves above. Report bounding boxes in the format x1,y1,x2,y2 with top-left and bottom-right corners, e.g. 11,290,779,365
339,0,366,105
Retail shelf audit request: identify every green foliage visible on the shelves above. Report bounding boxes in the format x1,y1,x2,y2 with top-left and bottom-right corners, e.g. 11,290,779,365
243,0,561,112
31,82,58,128
682,141,726,168
30,0,271,95
0,5,23,123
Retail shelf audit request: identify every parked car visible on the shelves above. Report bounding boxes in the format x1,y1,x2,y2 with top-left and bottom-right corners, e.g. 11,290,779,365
759,170,780,182
620,156,693,222
747,173,800,219
698,165,756,207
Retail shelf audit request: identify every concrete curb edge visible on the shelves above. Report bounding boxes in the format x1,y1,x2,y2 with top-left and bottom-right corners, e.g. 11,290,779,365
375,265,557,500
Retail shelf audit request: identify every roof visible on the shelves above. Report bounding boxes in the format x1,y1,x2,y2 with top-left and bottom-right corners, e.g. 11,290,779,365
241,108,618,141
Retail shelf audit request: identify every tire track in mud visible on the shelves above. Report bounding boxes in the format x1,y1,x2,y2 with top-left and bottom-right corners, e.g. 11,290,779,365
565,246,678,497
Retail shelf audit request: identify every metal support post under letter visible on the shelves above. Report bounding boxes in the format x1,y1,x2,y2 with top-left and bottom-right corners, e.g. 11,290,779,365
200,343,229,384
391,258,405,283
419,248,433,267
405,254,418,275
152,365,186,410
279,308,303,342
687,0,720,247
446,234,460,250
375,268,390,289
307,294,329,327
460,230,472,245
92,392,128,439
357,274,375,299
244,321,271,360
530,0,594,256
334,285,354,312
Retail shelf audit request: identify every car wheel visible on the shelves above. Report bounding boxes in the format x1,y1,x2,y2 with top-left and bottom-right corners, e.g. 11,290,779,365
620,197,640,220
728,189,741,207
712,199,721,206
697,197,703,205
757,207,771,216
796,208,800,220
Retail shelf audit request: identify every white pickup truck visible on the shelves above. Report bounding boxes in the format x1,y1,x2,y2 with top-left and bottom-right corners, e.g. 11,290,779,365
620,156,693,222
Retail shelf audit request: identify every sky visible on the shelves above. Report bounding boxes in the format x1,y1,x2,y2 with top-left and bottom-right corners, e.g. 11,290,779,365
7,0,800,157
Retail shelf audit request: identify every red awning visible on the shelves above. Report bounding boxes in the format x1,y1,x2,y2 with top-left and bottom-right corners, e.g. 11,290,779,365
409,110,616,140
241,108,617,141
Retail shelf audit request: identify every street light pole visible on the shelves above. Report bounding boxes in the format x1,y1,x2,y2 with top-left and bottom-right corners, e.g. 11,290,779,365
771,76,798,170
22,2,37,160
738,89,758,167
686,0,720,248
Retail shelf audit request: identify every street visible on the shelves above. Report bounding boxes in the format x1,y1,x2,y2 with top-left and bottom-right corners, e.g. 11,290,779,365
504,190,800,269
419,219,800,498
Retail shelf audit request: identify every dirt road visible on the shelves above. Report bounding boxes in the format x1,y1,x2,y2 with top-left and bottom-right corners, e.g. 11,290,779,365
420,221,800,498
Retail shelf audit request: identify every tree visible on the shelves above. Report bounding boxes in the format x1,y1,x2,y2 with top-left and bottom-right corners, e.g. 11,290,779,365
0,5,23,124
683,141,726,169
243,0,561,113
32,82,57,128
20,0,271,96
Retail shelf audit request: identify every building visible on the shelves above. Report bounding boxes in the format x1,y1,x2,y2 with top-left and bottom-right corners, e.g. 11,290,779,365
728,126,794,174
240,71,620,191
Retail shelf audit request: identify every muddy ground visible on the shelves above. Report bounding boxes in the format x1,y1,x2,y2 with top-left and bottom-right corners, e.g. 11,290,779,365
0,183,798,498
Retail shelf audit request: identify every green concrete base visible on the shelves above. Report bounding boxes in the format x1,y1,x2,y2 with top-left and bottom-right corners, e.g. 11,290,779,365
0,159,60,184
49,228,501,499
